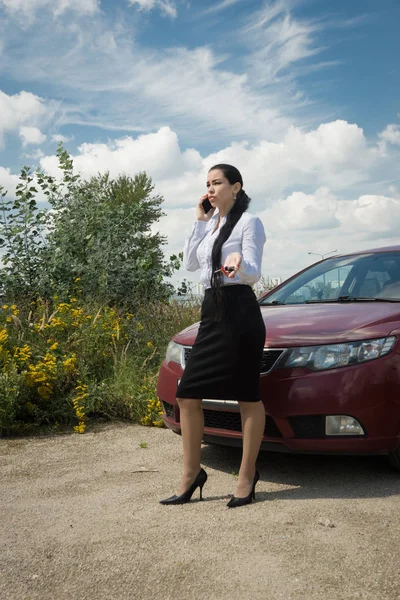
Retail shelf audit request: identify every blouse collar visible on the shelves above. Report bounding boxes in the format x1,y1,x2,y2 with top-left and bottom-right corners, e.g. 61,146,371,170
211,208,227,224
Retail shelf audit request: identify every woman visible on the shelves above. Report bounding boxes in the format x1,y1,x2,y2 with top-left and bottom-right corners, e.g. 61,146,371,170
160,164,266,508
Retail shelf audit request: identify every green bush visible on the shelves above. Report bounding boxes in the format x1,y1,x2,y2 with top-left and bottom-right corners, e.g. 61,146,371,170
0,145,183,309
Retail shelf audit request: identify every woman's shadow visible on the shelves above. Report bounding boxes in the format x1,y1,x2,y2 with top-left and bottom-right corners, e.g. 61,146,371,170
200,442,399,504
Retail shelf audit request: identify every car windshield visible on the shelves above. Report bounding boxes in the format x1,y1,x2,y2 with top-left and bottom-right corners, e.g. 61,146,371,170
260,251,400,305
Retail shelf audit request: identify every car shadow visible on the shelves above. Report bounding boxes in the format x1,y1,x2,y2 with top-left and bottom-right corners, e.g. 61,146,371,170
200,443,399,501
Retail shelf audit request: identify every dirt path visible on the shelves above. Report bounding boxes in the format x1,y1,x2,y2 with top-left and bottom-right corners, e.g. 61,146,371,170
1,423,399,600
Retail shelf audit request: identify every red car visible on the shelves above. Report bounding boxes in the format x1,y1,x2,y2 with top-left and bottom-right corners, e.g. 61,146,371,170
157,245,400,472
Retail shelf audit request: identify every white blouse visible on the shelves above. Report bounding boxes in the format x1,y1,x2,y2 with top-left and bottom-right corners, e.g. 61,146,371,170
184,210,266,289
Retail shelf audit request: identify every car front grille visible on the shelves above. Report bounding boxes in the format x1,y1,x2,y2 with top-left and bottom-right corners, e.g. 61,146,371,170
288,415,326,439
203,409,282,438
183,347,191,365
260,350,284,374
183,347,284,374
163,403,347,440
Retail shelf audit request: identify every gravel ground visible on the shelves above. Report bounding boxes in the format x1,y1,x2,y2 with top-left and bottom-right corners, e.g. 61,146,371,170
1,422,399,600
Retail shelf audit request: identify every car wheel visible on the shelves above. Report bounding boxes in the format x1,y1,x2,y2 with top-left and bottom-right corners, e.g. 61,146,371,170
388,443,400,472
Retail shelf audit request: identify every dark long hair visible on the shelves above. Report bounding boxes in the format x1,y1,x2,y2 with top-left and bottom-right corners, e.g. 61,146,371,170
209,164,251,313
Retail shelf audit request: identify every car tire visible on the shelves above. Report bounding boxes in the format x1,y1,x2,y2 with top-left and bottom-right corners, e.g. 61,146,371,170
388,443,400,472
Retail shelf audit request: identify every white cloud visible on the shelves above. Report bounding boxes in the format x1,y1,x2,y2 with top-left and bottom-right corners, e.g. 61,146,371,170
379,124,400,147
51,134,74,144
199,0,243,16
0,0,99,19
128,0,177,18
21,148,45,160
268,188,340,231
0,90,55,147
339,194,400,235
19,125,47,146
243,0,329,89
0,1,341,146
41,127,203,182
263,190,400,238
0,167,20,195
202,120,377,200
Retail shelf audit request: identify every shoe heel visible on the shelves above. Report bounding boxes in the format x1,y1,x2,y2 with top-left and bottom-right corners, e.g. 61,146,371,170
227,469,259,508
160,468,208,505
252,470,259,500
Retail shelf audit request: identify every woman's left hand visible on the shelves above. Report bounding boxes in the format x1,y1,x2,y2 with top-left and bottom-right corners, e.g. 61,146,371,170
222,252,242,278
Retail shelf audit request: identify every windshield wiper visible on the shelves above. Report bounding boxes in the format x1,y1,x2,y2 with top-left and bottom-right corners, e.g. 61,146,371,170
306,296,400,303
261,300,286,305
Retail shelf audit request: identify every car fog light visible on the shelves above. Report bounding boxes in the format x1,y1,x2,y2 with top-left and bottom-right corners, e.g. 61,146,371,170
325,415,364,436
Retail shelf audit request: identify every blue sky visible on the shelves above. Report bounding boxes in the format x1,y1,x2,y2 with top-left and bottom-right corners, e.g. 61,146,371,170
0,0,400,283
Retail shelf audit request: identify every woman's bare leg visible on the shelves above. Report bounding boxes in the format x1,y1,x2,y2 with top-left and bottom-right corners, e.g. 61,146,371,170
176,398,204,495
235,400,265,497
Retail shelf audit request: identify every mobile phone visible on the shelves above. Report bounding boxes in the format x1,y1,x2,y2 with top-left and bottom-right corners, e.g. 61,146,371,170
201,198,212,214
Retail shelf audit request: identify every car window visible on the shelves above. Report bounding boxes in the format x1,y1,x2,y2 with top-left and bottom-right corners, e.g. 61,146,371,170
261,251,400,305
359,269,390,297
285,265,353,303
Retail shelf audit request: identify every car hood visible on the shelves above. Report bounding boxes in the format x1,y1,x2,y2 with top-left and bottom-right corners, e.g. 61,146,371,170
174,302,400,347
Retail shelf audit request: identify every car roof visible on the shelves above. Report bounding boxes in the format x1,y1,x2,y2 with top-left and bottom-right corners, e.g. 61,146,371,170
332,245,400,260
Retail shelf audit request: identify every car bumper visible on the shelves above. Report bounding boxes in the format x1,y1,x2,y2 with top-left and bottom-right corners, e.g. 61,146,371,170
157,352,400,456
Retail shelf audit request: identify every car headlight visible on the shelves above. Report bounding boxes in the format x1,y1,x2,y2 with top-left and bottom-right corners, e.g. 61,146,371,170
165,341,184,365
277,336,396,371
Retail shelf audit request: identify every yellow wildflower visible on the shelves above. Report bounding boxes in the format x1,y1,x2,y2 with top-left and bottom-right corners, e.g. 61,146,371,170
63,354,77,373
26,353,57,390
49,316,65,328
38,385,52,400
13,344,31,363
57,303,70,311
72,382,87,434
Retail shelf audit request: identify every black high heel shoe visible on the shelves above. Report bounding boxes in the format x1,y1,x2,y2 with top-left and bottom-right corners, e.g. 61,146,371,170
159,468,208,505
226,470,259,508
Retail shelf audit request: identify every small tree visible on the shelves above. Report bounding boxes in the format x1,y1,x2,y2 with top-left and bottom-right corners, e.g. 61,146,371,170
0,145,181,308
0,167,50,303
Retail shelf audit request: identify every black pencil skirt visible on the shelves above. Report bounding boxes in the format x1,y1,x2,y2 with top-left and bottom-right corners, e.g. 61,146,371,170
176,285,266,402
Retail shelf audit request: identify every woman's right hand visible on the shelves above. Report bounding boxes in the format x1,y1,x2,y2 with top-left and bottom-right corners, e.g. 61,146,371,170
196,195,215,221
